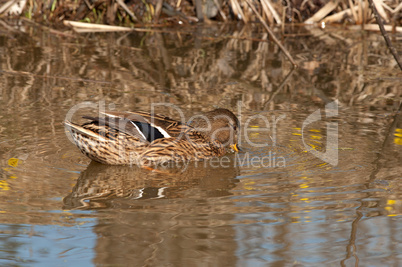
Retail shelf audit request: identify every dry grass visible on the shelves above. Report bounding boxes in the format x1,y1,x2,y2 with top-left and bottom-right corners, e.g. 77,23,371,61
0,0,400,27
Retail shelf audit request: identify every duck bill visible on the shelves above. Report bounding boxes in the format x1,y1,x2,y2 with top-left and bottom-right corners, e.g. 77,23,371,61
230,144,240,152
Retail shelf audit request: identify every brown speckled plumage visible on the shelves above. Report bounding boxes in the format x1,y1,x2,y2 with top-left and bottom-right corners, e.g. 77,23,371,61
64,109,239,166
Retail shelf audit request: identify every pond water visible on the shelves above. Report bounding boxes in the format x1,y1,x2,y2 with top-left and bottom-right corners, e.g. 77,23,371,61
0,21,401,266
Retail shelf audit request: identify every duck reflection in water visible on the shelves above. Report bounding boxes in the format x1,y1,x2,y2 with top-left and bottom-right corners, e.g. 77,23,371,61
63,158,240,210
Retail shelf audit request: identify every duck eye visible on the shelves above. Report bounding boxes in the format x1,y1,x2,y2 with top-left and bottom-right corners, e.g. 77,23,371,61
230,123,237,131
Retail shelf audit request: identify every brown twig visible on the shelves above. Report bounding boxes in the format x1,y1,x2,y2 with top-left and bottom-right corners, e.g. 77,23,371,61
213,0,227,21
263,68,295,110
194,0,204,21
368,0,402,70
154,0,164,20
244,0,297,67
116,0,138,22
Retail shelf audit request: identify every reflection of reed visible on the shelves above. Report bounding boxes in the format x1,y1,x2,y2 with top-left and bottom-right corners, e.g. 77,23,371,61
63,159,240,210
1,23,399,113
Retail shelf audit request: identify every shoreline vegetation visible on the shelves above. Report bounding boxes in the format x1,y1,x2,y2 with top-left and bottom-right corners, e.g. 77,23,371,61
0,0,401,68
0,0,400,30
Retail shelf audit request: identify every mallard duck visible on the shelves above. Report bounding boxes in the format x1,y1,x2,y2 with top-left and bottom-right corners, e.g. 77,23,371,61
64,108,239,166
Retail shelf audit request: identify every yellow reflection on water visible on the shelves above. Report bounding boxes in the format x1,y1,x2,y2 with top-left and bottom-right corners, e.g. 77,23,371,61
0,180,10,190
8,158,19,167
394,129,402,145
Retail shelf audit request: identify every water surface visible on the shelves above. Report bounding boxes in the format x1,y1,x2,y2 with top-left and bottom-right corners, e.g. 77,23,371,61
0,21,401,266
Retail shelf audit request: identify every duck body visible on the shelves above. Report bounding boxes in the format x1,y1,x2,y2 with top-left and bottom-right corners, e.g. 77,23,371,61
64,109,239,166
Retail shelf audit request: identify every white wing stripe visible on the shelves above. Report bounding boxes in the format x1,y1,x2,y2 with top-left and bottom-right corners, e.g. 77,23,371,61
154,125,171,138
130,121,147,140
